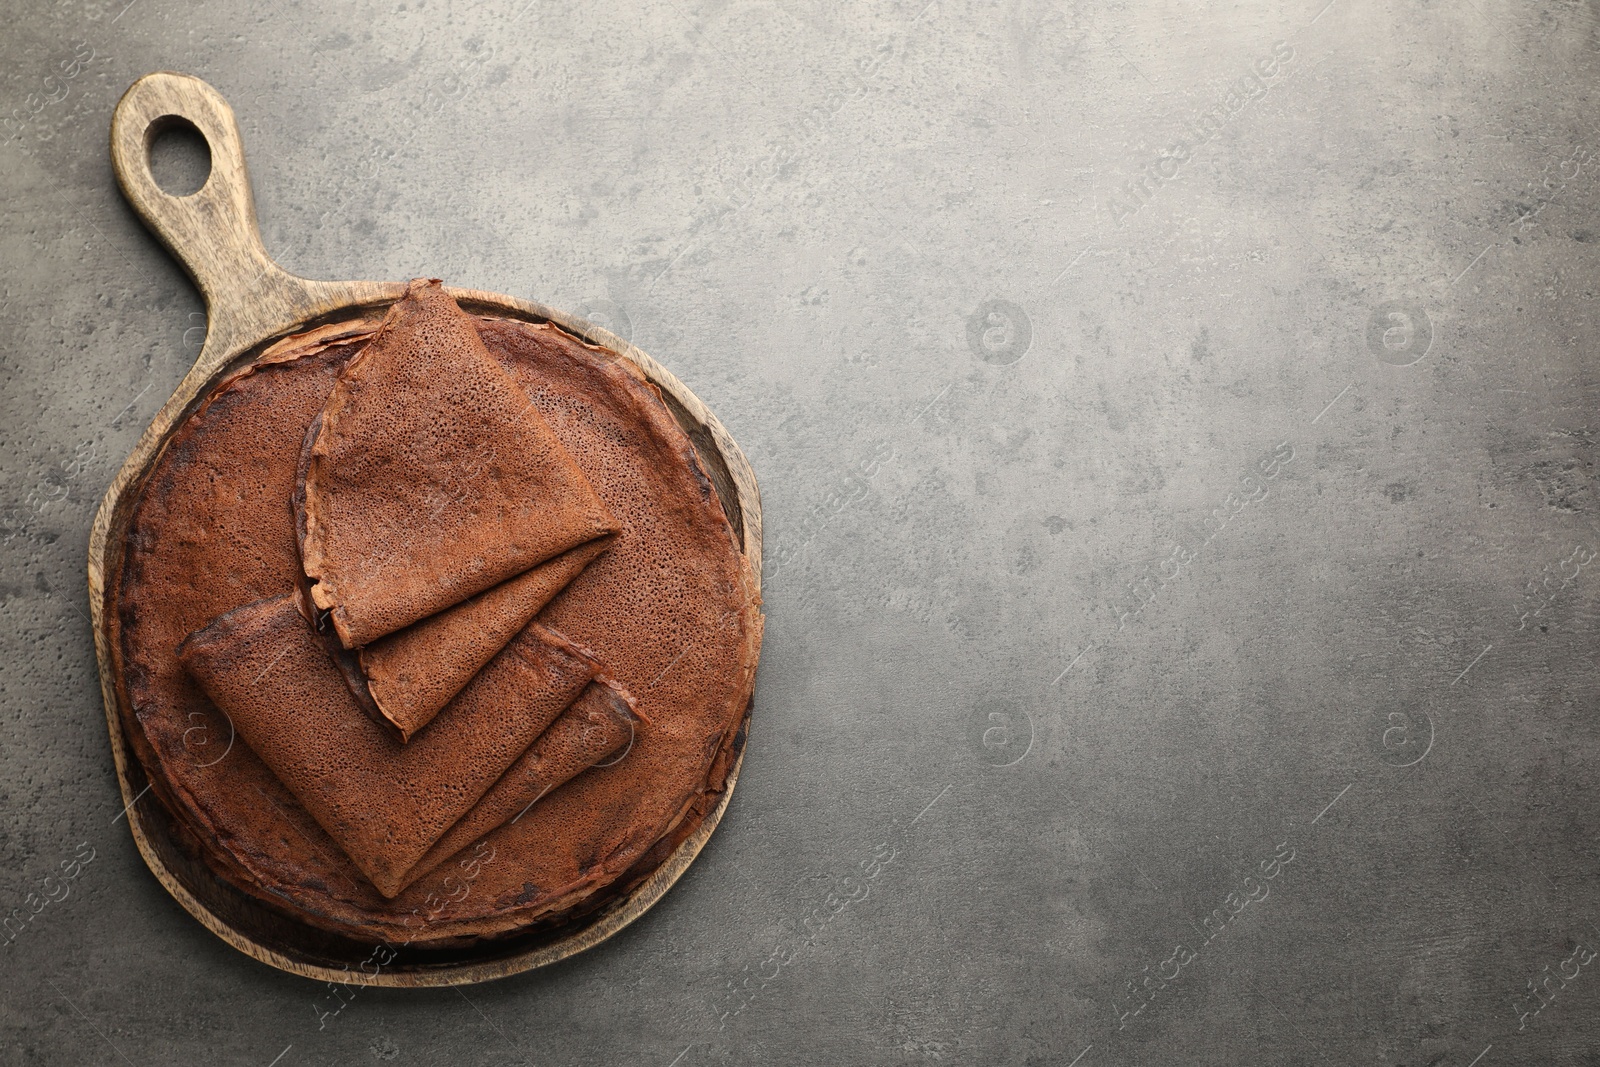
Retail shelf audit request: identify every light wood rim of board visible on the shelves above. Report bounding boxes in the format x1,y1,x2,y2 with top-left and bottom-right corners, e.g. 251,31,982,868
89,71,762,986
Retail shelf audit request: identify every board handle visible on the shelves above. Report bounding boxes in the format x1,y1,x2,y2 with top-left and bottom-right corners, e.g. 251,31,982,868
110,72,386,371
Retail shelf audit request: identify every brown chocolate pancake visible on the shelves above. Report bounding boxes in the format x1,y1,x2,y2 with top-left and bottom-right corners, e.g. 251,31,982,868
290,287,618,742
300,279,616,649
179,595,602,896
112,304,761,946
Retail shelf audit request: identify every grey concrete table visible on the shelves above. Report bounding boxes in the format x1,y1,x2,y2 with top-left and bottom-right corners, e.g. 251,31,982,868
3,0,1598,1063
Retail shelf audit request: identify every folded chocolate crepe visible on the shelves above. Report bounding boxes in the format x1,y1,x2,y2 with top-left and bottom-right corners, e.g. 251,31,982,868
300,279,616,651
294,280,618,740
180,594,605,896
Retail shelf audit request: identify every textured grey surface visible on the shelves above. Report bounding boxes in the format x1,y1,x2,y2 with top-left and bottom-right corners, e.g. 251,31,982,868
3,0,1600,1063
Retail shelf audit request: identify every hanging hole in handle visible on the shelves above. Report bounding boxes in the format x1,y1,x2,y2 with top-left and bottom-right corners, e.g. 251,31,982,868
146,115,212,197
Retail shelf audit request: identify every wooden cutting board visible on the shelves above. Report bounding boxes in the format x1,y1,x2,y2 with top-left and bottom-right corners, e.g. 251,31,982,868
87,71,762,986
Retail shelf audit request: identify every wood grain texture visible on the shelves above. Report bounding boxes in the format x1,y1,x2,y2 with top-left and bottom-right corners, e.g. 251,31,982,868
88,71,762,986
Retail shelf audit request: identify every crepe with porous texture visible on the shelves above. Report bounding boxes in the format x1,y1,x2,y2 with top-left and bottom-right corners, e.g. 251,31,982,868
113,306,760,947
300,279,616,650
179,594,599,896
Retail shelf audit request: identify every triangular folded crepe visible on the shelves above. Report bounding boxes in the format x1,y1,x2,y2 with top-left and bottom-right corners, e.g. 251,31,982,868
384,680,640,897
180,594,600,896
299,278,617,650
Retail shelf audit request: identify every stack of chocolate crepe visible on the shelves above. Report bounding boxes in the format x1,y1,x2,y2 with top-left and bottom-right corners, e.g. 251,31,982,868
178,281,642,899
